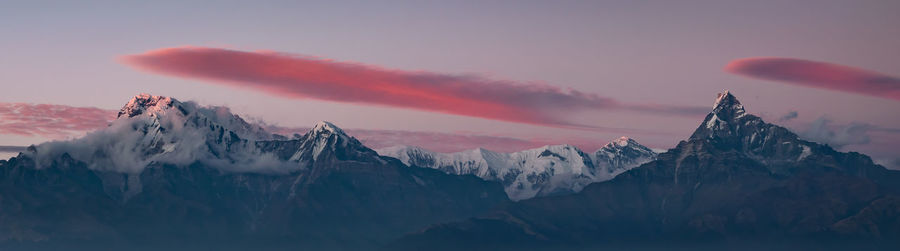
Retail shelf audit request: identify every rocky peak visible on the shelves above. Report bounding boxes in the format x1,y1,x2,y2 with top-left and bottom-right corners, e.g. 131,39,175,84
678,91,846,174
711,90,746,122
690,91,758,141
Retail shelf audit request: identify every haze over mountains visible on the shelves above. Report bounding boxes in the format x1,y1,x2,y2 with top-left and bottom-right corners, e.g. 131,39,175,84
0,92,897,250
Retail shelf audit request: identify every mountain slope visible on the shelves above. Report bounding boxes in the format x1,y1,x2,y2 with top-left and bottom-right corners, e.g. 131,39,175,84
377,139,656,200
388,91,900,250
0,94,509,251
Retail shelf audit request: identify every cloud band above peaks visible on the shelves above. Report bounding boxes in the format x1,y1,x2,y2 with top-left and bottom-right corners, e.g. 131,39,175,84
121,47,706,130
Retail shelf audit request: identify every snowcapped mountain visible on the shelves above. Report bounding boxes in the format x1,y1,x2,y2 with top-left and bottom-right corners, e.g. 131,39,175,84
26,94,291,172
288,121,383,164
1,94,509,250
23,94,391,173
378,138,657,200
117,93,275,140
690,90,824,173
593,136,658,177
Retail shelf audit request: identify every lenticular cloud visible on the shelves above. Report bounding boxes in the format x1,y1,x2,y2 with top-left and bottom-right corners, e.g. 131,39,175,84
121,46,706,130
726,57,900,101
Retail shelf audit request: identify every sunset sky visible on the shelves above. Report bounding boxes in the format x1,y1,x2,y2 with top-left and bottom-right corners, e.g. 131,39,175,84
1,0,898,167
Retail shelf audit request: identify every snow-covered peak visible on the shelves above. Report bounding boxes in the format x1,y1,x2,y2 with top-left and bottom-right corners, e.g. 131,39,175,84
31,94,289,173
303,121,350,145
526,144,586,163
599,137,652,152
378,140,656,201
311,121,346,136
117,93,182,119
375,145,433,164
290,121,374,163
115,93,274,141
378,145,427,154
593,137,657,176
608,136,636,148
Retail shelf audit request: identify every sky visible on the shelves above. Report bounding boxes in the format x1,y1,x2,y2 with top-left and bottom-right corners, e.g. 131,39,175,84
1,0,899,167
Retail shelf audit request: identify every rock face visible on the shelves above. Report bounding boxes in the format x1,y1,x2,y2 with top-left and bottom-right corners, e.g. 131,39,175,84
388,91,900,250
0,94,509,251
377,138,657,200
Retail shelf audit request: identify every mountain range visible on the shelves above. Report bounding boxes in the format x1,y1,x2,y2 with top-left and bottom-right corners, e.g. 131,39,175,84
377,137,657,200
0,91,898,250
387,91,900,250
0,94,509,250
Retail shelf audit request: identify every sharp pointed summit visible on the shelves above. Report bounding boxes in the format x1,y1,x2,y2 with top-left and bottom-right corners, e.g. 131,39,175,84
290,121,380,164
311,121,346,135
711,90,746,120
687,91,829,171
691,91,757,141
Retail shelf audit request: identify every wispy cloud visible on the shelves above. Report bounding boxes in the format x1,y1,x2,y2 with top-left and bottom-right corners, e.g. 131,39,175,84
800,117,873,148
726,57,900,101
0,103,116,139
794,115,900,149
120,46,707,130
787,115,900,169
778,110,798,122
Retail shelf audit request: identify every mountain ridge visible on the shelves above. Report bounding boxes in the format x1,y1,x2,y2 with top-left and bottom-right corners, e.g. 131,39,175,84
377,137,657,200
0,94,511,250
387,91,900,250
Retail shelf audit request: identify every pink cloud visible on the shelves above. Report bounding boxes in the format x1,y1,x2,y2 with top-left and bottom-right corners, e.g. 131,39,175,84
0,103,116,139
121,46,706,130
726,57,900,101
